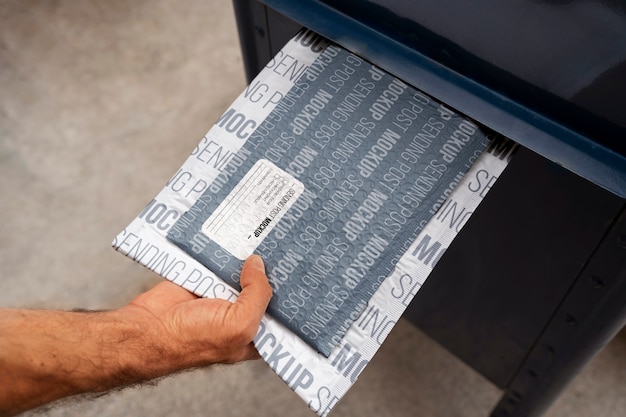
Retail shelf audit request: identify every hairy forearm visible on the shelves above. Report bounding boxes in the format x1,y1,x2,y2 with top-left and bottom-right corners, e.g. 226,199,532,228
0,256,271,417
0,308,167,416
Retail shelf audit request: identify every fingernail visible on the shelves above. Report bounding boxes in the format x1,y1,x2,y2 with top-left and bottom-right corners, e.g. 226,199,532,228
248,254,265,271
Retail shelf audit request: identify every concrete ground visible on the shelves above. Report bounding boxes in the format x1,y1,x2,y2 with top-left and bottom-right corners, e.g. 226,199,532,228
0,1,624,416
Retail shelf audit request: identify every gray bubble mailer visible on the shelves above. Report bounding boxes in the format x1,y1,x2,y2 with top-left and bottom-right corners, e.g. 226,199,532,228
166,45,491,357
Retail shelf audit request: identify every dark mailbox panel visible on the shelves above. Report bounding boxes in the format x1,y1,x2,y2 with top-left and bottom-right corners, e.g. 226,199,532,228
405,147,623,386
232,1,626,416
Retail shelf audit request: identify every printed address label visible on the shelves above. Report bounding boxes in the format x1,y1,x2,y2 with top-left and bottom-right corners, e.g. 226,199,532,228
201,158,304,260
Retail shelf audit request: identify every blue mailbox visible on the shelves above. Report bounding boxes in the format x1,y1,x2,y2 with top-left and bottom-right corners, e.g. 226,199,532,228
232,1,626,416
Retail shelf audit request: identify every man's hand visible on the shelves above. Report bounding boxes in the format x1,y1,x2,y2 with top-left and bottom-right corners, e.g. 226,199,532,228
122,254,273,367
0,255,272,417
